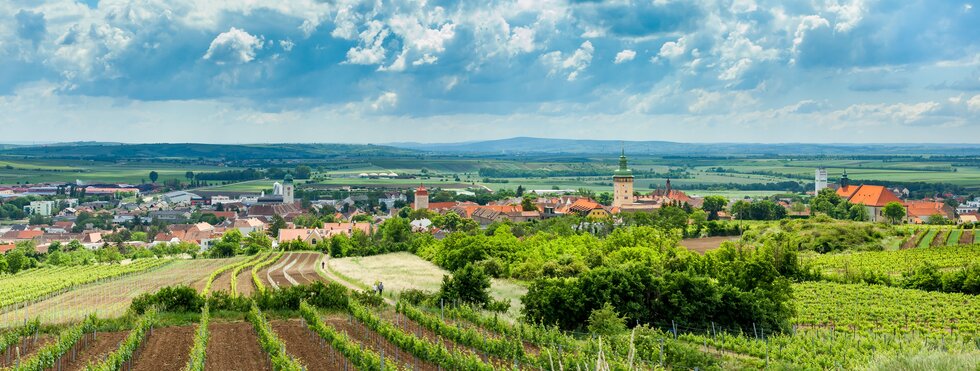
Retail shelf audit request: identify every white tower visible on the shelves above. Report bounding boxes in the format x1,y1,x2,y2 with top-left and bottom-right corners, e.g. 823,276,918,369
612,149,634,208
414,184,429,210
815,168,828,193
283,175,295,204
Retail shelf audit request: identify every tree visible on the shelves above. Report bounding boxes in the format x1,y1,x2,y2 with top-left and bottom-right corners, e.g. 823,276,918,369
701,195,728,220
149,171,159,183
244,230,272,254
5,249,28,273
294,165,312,179
439,263,492,307
515,185,525,197
185,171,195,184
882,202,906,224
267,214,287,238
587,302,627,336
521,196,536,211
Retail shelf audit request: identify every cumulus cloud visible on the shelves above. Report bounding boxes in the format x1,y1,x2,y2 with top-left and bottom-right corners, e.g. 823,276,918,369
657,37,687,60
968,95,980,112
344,20,389,65
203,28,263,64
371,91,398,111
614,49,636,64
541,41,594,81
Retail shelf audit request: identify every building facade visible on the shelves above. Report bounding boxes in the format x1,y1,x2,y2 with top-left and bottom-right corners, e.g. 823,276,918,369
612,150,634,208
283,175,295,204
815,168,828,193
414,184,429,210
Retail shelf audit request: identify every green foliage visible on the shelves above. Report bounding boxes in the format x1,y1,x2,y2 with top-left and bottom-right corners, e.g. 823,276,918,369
185,304,209,371
251,251,283,294
397,302,526,360
131,285,204,314
742,219,897,253
730,199,787,220
883,201,906,224
438,263,493,308
0,319,40,354
587,302,627,336
15,315,98,371
246,303,305,371
85,309,157,371
299,301,383,370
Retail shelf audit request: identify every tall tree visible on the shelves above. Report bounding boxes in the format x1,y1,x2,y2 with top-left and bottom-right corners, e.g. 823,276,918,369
267,214,287,238
149,171,159,183
701,195,728,220
883,202,906,224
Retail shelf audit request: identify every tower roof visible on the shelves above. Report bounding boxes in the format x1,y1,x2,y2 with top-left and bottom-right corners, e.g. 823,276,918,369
284,174,293,183
415,183,428,195
613,149,633,178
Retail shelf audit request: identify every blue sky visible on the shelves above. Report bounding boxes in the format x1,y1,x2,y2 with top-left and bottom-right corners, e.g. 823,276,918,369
0,0,978,144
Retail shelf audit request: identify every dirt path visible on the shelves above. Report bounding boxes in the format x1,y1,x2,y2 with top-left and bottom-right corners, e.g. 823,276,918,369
271,320,346,371
131,325,194,371
323,314,436,371
209,270,235,295
262,255,290,290
0,334,54,368
235,268,257,297
204,322,271,371
960,230,974,245
281,257,300,286
63,330,129,371
680,237,738,254
293,253,318,285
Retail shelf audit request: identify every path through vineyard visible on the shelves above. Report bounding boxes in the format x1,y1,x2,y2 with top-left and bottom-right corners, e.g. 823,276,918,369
131,325,194,371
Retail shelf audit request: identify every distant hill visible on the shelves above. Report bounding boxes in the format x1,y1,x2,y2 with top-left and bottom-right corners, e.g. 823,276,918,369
388,137,980,156
0,143,419,160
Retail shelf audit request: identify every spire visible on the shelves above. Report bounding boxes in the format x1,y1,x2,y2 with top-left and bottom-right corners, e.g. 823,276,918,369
840,169,849,188
614,148,633,178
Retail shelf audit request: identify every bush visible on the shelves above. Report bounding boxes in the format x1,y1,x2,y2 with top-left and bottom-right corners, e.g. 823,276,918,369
254,281,349,311
131,286,204,314
438,263,492,308
587,302,626,336
399,289,437,306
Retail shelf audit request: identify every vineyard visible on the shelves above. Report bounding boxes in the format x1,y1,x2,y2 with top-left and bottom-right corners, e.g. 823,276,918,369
901,227,977,249
0,259,171,310
806,244,980,277
0,250,977,370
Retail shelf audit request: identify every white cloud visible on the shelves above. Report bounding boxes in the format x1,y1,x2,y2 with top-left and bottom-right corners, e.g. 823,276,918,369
507,26,536,55
968,95,980,112
614,49,636,64
792,15,830,63
344,20,389,65
827,0,865,32
203,27,262,64
371,91,398,111
279,39,294,52
657,37,687,60
541,41,594,81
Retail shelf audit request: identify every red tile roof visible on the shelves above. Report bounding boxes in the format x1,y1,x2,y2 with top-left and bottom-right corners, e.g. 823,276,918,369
0,243,15,253
843,185,902,207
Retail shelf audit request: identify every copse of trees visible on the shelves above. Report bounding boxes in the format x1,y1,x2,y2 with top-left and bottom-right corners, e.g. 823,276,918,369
808,188,868,221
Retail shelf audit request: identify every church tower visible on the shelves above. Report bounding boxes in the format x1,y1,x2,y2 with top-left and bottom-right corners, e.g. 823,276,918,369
414,183,429,210
283,174,295,204
612,149,634,208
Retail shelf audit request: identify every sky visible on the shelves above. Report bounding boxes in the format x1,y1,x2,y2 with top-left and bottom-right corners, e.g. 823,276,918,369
0,0,979,144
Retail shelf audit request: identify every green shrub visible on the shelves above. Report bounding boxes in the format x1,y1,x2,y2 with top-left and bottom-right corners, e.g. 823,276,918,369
131,285,203,314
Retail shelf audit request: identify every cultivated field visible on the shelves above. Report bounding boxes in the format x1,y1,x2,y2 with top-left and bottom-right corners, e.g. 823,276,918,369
327,252,528,321
0,258,237,328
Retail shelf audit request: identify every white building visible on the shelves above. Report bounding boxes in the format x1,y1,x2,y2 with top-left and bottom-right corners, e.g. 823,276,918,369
956,198,980,214
378,192,407,210
24,201,55,216
815,168,828,193
162,191,201,204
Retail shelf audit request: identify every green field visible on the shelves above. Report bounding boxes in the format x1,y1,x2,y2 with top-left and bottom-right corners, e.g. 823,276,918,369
0,157,239,184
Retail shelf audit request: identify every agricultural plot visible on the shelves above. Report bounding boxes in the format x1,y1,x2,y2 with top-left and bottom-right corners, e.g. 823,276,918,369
257,252,327,290
680,237,738,254
793,282,980,336
0,258,236,328
0,259,171,310
0,158,242,184
205,321,272,371
805,245,980,277
130,325,194,371
328,252,527,321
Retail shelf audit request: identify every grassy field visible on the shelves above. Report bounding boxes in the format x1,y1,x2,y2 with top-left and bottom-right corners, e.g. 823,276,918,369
328,252,527,321
0,157,239,184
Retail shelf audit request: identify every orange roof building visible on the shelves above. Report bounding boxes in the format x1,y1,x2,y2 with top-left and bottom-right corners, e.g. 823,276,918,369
833,171,906,222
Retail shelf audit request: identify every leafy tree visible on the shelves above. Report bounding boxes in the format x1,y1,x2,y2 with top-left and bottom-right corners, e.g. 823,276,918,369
927,214,952,225
848,204,869,221
185,171,194,183
130,231,148,242
267,214,287,238
515,185,525,197
221,228,244,246
210,242,237,258
244,230,272,254
587,302,627,336
149,171,159,183
293,165,312,179
883,202,906,224
0,255,7,273
701,195,728,220
521,196,536,211
5,248,28,273
439,263,492,308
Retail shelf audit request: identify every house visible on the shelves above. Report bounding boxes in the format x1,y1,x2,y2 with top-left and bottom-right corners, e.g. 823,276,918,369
379,192,407,210
247,202,303,219
959,213,978,224
469,205,541,225
0,229,44,243
149,210,192,223
956,198,980,214
906,200,955,224
561,198,611,219
277,223,372,244
836,183,904,222
233,218,266,234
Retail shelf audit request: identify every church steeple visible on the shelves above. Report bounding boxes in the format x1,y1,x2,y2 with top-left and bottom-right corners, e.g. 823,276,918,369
840,169,849,188
614,146,633,178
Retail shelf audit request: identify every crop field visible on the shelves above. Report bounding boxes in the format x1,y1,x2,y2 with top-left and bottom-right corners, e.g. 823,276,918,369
804,244,980,277
0,157,241,184
0,258,237,328
327,252,527,321
793,281,980,336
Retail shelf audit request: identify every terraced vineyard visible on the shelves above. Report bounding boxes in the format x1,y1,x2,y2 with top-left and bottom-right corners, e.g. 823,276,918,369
0,259,171,310
806,244,980,277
